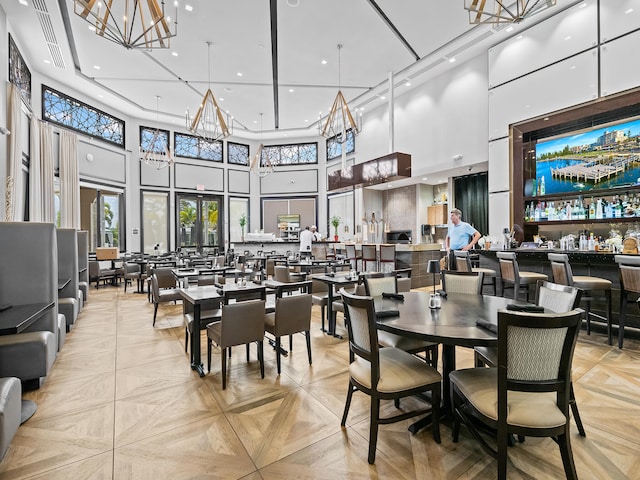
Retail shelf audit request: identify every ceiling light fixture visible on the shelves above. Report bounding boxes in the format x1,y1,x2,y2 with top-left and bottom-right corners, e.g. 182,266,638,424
186,41,232,141
140,96,174,170
74,0,178,50
250,113,274,178
319,44,362,150
464,0,556,24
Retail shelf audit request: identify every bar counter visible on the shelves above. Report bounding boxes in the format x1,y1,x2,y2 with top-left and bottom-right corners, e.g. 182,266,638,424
477,248,640,333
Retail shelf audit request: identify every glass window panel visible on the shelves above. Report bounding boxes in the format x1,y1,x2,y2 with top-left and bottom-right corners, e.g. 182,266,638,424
9,34,31,106
229,197,249,243
326,129,355,160
174,132,222,161
228,142,250,165
201,199,220,248
140,126,170,154
259,142,318,166
179,198,198,248
142,191,169,254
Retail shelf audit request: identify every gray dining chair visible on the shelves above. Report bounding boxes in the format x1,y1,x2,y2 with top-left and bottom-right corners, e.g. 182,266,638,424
441,270,484,295
151,269,182,326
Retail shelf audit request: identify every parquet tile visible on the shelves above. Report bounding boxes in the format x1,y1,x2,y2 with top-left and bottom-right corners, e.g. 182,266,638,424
1,285,639,479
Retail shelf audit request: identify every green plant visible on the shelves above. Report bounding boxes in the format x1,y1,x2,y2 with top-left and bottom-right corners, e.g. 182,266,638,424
239,213,247,229
330,215,341,236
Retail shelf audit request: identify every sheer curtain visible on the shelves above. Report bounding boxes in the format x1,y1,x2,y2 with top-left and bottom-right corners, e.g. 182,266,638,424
29,119,55,222
59,130,80,228
5,83,23,221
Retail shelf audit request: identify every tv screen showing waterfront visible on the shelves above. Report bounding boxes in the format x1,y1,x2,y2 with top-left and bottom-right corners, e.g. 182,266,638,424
534,117,640,195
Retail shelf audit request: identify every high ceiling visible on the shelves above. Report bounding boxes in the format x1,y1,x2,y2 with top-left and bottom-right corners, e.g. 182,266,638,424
1,0,568,139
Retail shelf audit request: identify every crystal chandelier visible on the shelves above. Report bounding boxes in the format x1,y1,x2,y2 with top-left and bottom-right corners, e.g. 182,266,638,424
140,96,174,169
464,0,557,24
74,0,178,50
249,113,274,178
186,42,232,142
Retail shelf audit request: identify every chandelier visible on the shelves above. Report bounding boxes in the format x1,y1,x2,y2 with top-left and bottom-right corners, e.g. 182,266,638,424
74,0,178,50
464,0,557,24
249,113,274,178
186,42,232,142
319,44,361,146
140,96,174,169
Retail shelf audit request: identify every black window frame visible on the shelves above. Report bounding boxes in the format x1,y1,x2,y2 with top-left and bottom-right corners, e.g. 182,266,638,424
174,131,223,162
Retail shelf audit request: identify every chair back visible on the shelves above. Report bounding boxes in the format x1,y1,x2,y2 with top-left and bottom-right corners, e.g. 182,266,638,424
453,250,473,272
362,244,377,262
89,260,100,279
379,244,396,263
548,253,574,286
346,244,358,261
363,272,397,297
197,275,217,286
497,308,583,397
273,293,312,336
496,251,519,284
125,262,141,276
219,299,266,348
265,259,276,278
312,245,327,260
311,278,328,293
154,267,177,289
615,255,640,294
274,265,291,282
274,280,312,297
340,289,379,365
441,271,483,294
535,280,581,312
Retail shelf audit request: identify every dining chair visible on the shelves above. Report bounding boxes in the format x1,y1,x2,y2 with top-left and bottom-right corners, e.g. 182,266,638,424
394,268,412,292
450,308,584,480
361,244,378,272
474,280,586,437
363,272,439,368
264,293,313,374
123,262,141,293
453,250,497,295
274,265,305,283
345,244,362,271
378,244,396,273
151,269,182,326
548,253,612,338
311,244,327,260
497,251,548,301
311,278,330,332
206,299,266,390
614,255,640,349
441,270,484,295
339,288,441,464
183,277,223,354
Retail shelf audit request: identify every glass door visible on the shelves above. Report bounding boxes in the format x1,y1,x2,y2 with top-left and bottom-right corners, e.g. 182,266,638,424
177,194,223,254
80,185,124,252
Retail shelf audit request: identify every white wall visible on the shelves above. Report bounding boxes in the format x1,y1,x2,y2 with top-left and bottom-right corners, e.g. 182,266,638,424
0,6,9,210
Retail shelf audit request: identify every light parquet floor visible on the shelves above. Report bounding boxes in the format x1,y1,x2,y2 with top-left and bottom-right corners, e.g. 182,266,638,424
1,285,640,479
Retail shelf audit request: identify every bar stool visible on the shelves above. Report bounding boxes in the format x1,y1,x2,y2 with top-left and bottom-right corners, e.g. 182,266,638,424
345,244,362,271
496,251,547,301
379,244,396,273
361,244,378,272
453,250,497,295
548,253,612,341
614,255,640,349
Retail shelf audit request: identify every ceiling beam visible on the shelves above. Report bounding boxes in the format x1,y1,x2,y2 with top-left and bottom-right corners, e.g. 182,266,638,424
366,0,420,62
270,0,279,129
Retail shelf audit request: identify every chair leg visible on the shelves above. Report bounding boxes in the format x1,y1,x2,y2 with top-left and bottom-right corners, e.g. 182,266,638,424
619,291,626,349
153,304,158,326
497,422,509,480
432,383,441,444
570,383,586,437
341,382,354,426
430,345,439,369
207,338,212,372
289,334,293,351
258,341,264,379
368,396,380,464
558,431,579,480
321,305,326,331
246,343,250,362
221,347,227,390
275,337,282,374
605,289,612,346
584,298,592,335
185,327,189,353
305,331,312,365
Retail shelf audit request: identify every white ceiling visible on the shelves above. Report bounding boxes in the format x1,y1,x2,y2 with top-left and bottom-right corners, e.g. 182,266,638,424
0,0,572,142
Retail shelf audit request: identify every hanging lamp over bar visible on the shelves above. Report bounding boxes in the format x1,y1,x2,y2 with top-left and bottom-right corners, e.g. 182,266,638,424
74,0,178,50
249,113,274,178
464,0,556,24
186,42,232,141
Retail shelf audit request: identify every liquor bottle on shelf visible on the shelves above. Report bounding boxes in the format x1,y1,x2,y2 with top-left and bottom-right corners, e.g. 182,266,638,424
540,176,546,196
596,198,603,220
588,197,595,219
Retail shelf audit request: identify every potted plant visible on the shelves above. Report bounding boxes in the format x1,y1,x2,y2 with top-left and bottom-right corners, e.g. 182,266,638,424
330,215,341,242
239,213,247,242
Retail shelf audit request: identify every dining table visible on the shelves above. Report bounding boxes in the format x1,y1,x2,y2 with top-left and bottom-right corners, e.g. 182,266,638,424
312,272,360,338
372,291,526,432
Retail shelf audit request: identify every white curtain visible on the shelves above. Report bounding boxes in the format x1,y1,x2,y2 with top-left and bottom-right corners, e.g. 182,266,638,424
59,130,80,228
5,83,23,221
29,119,55,222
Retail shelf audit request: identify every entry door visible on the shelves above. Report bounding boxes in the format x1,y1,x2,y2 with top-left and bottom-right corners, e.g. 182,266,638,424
177,194,222,253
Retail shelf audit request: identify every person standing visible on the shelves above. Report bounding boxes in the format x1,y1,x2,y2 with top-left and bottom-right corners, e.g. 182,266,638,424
311,225,322,242
446,208,481,270
299,226,314,255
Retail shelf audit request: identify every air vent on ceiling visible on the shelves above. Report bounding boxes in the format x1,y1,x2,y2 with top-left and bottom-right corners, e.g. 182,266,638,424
33,0,66,69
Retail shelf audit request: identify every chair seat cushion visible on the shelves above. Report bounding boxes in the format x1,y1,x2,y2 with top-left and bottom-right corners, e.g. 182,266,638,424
473,267,496,278
519,272,548,285
312,293,329,306
184,313,220,333
264,312,275,334
378,330,436,353
350,347,441,393
158,288,182,302
450,368,567,429
572,276,612,291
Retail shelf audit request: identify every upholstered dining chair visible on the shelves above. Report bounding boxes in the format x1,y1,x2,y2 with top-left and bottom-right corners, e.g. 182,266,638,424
206,299,266,390
123,262,141,292
497,251,548,301
474,280,586,437
453,250,497,295
363,272,439,368
264,293,313,374
378,244,396,273
450,308,584,480
151,268,182,326
441,270,484,295
311,278,330,332
340,289,441,464
345,244,362,271
361,244,378,272
614,255,640,349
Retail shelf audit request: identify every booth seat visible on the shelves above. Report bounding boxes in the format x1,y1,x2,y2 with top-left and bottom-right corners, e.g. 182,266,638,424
0,377,21,461
57,229,80,328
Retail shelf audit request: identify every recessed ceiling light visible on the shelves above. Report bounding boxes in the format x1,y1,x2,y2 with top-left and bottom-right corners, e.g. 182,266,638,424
380,96,386,100
570,65,577,70
236,72,243,77
253,120,257,124
516,35,523,40
93,65,101,70
449,57,456,63
219,98,224,102
171,51,178,56
564,35,572,41
505,26,514,32
289,88,294,93
304,119,308,122
43,59,50,64
287,0,300,7
625,8,634,14
422,177,427,181
544,117,550,121
185,4,193,12
98,94,104,98
18,0,28,5
88,25,96,32
321,60,327,65
579,2,587,8
405,81,411,87
387,184,392,188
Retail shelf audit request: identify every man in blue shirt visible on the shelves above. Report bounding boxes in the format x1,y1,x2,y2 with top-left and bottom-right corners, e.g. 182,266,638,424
446,208,481,270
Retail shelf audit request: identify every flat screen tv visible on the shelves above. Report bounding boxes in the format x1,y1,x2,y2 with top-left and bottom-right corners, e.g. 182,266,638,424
534,116,640,196
277,214,300,230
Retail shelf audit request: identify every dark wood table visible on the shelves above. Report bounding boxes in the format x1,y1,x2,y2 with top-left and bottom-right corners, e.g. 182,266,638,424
57,278,71,292
312,273,359,338
0,302,56,335
374,291,524,430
